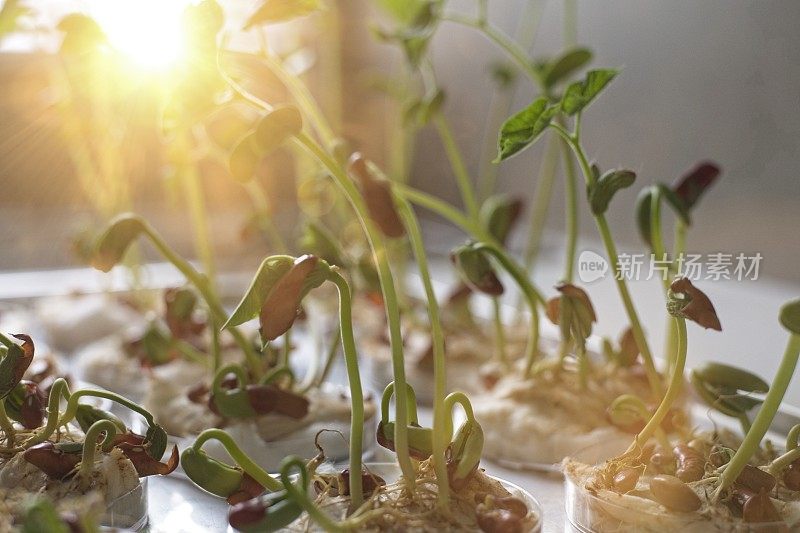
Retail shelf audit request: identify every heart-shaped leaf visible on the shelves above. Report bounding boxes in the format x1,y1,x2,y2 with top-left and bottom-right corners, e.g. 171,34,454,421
543,47,593,89
589,169,636,215
496,96,558,162
91,214,146,273
560,69,618,116
244,0,322,28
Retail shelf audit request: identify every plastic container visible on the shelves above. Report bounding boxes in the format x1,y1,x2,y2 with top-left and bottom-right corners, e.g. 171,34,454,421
102,478,149,531
563,472,794,532
227,463,544,532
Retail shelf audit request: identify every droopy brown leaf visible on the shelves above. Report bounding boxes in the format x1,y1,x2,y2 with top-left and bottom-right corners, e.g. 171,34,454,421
348,153,405,238
259,255,318,342
669,277,722,331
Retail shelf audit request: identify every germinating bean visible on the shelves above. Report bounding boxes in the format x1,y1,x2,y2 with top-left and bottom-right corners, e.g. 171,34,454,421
649,475,701,512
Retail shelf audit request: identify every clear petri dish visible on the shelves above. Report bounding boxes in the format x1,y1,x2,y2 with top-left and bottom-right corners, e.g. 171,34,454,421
102,477,148,531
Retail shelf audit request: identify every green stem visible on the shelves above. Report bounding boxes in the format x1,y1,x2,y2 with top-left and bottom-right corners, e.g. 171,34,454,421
392,184,478,235
280,458,344,533
329,271,365,508
0,400,14,446
58,389,155,428
193,429,282,492
475,242,543,377
443,391,476,441
492,298,508,367
280,330,292,368
136,222,260,372
395,197,451,509
551,125,663,397
180,147,216,286
522,133,561,270
629,318,686,451
78,419,118,488
715,334,800,498
769,446,800,476
562,132,579,282
433,115,480,222
293,132,416,491
26,379,70,448
441,14,540,84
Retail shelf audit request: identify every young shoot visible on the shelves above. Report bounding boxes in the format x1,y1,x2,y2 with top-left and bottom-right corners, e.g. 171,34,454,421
713,298,800,500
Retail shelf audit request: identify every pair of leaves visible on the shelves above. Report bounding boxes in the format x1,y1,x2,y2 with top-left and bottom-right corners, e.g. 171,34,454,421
495,69,618,162
450,244,503,296
635,162,720,247
224,255,331,343
244,0,322,29
667,277,722,331
0,334,34,400
229,106,303,183
601,327,639,367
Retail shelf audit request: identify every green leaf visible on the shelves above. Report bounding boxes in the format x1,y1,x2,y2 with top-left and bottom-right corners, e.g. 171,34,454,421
561,68,618,116
543,47,593,89
244,0,322,28
780,299,800,335
693,362,768,394
253,105,303,153
495,97,558,162
589,169,636,215
91,214,146,273
224,256,295,329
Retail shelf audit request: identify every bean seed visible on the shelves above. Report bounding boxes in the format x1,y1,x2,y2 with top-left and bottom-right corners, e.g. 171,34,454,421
649,475,701,512
736,464,776,493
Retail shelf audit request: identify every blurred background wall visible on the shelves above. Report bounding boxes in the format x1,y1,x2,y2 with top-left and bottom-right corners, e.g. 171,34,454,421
0,0,798,282
413,0,800,281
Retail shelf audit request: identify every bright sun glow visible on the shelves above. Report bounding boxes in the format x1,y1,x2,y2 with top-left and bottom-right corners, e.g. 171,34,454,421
90,0,189,71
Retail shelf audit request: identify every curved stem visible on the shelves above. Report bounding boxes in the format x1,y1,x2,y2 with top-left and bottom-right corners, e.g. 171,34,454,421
474,242,544,377
136,222,260,371
292,132,416,491
392,184,478,235
329,271,365,508
26,378,70,448
395,197,451,509
443,391,476,441
193,429,282,492
715,334,800,498
433,115,480,222
629,318,686,451
0,400,14,446
78,419,118,488
58,389,155,429
280,458,344,533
